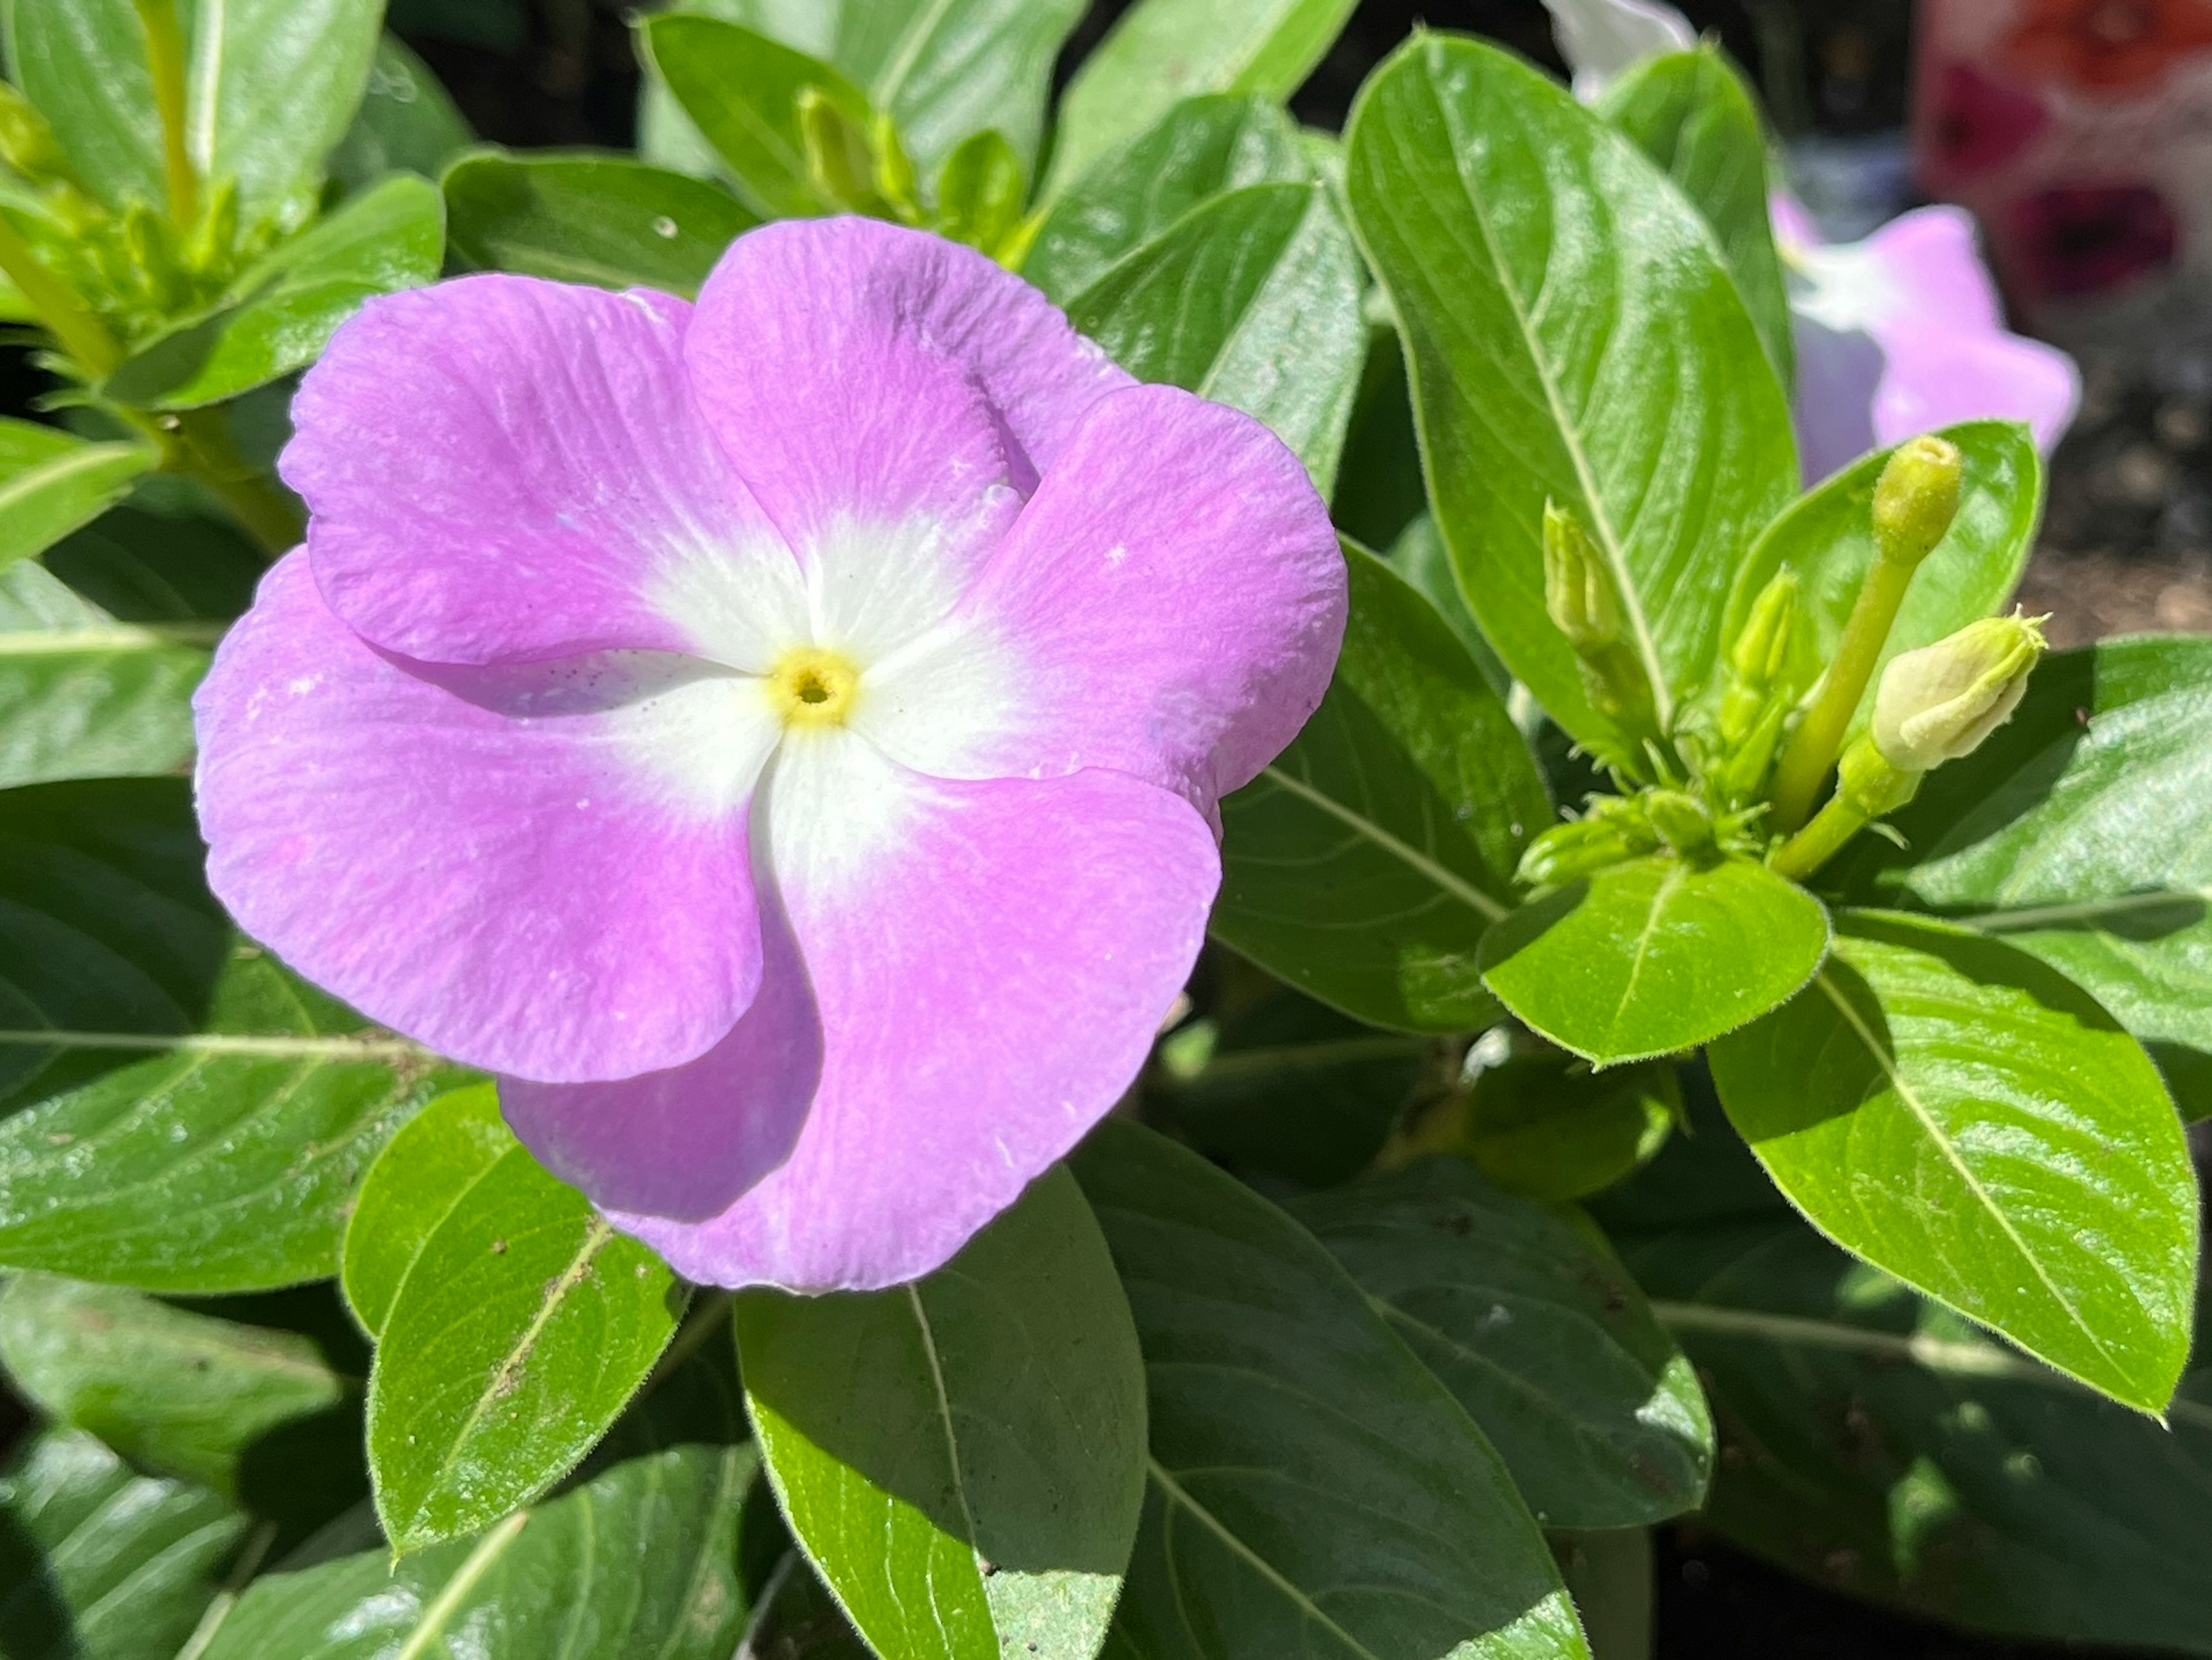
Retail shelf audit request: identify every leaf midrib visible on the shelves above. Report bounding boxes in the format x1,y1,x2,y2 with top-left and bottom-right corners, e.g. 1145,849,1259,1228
1260,762,1506,922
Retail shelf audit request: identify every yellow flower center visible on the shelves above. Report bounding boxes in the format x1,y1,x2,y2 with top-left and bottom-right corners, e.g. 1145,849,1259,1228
767,645,861,728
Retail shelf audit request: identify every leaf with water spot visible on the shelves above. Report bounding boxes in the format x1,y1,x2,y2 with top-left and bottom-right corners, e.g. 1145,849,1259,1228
736,1164,1146,1660
366,1133,684,1555
1709,910,2198,1411
0,778,469,1292
1215,542,1548,1033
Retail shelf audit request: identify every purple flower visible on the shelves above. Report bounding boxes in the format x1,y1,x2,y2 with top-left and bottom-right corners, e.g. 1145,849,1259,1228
1776,197,2081,483
192,218,1346,1292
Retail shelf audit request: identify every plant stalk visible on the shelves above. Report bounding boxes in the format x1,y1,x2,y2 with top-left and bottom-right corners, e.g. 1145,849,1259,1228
0,213,122,375
1766,554,1916,833
1769,793,1869,882
167,408,304,553
133,0,199,229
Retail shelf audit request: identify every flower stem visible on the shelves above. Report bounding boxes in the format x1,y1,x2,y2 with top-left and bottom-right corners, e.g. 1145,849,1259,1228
1769,793,1870,883
0,213,122,376
166,408,304,554
133,0,199,230
1767,553,1916,833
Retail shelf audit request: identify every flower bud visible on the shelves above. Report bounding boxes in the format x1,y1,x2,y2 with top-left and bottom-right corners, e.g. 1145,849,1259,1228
1870,611,2047,773
1836,733,1922,817
1641,789,1715,858
1543,500,1620,650
1729,569,1804,689
1515,808,1654,890
1872,434,1964,569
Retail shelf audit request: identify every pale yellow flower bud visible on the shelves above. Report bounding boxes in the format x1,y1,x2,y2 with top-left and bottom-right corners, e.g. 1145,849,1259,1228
1870,611,2047,773
1872,434,1964,569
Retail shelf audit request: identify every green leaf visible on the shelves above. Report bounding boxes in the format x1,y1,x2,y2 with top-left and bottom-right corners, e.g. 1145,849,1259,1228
1024,94,1306,304
0,1273,348,1496
0,1428,243,1660
1292,1158,1711,1529
1708,909,2199,1411
641,15,874,220
1597,47,1791,387
327,34,474,194
2,0,162,211
1454,1050,1679,1202
443,148,758,298
1344,33,1797,753
1147,976,1429,1187
104,172,445,409
44,504,263,626
1720,419,2043,731
1835,636,2212,1120
0,419,157,572
1064,180,1365,491
183,0,384,222
367,1136,684,1554
1619,1214,2212,1654
0,559,213,789
0,778,469,1292
1049,0,1358,193
1214,543,1548,1033
200,1360,759,1660
340,1081,509,1336
737,1164,1145,1660
931,128,1027,259
1071,1119,1592,1660
1478,854,1832,1065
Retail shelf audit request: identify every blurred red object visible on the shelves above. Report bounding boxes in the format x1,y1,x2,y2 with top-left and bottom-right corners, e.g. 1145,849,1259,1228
1915,0,2212,349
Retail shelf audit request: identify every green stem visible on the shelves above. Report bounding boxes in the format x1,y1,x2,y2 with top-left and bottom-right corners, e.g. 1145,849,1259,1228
1768,553,1918,833
168,408,303,554
133,0,198,229
1769,793,1869,883
0,212,122,375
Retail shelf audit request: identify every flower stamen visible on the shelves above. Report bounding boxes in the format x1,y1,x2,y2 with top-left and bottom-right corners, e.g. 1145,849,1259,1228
768,646,861,728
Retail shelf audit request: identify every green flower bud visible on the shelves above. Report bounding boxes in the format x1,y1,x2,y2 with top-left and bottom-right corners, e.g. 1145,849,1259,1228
1515,811,1654,890
1729,569,1804,689
0,82,66,183
1872,434,1964,569
1870,611,2047,773
1543,500,1620,650
1641,789,1715,857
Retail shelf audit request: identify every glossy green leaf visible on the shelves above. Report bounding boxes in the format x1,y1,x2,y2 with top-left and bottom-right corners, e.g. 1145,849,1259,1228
443,148,757,297
1049,0,1358,192
1071,1120,1592,1660
0,778,468,1292
0,1428,243,1660
1709,910,2198,1411
1147,976,1429,1187
0,560,213,789
738,1164,1145,1660
1720,419,2042,729
340,1081,509,1336
1836,636,2212,1120
1024,94,1306,304
1291,1158,1710,1529
0,1273,348,1496
368,1138,683,1554
0,419,157,572
1455,1050,1679,1201
2,0,162,211
1215,544,1548,1033
641,15,873,220
1597,47,1791,387
1345,34,1797,752
328,34,474,193
44,504,263,626
1065,180,1364,491
183,0,383,221
1479,854,1831,1065
104,172,445,409
200,1360,758,1660
1619,1214,2212,1653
